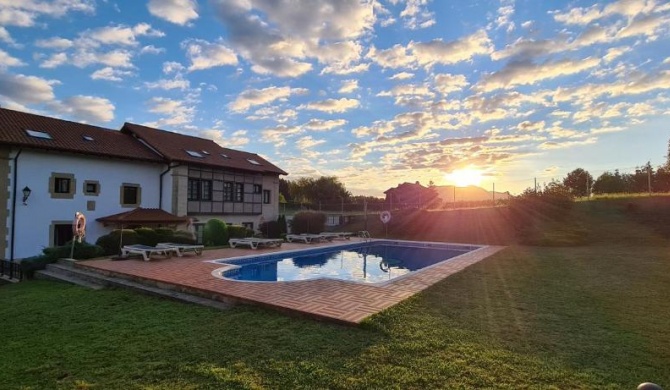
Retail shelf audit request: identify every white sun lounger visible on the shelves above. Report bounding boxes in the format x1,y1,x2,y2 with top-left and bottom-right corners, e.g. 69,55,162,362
156,242,204,256
121,244,179,261
319,232,354,240
229,238,283,249
285,234,333,244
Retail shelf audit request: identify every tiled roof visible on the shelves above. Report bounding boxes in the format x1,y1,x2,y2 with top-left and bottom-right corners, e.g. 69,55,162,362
121,122,287,175
0,108,163,163
96,208,188,225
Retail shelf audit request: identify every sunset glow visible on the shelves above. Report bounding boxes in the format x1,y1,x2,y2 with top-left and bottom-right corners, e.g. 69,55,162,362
445,169,483,187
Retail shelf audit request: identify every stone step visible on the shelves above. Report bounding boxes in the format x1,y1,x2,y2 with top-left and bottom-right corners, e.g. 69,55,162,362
35,268,105,290
38,263,232,311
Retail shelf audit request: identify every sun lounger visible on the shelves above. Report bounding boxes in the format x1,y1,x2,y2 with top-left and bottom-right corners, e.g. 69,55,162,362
229,238,283,249
121,244,179,261
285,234,333,243
156,243,204,256
319,232,354,240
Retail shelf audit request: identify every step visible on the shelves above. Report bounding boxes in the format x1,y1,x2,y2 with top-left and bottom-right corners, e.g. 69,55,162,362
40,263,231,311
35,268,105,290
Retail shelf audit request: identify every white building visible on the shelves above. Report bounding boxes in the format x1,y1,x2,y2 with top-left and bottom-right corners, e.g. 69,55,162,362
0,108,287,260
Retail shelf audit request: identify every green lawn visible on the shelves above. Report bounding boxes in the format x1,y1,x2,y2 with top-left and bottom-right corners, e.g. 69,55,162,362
1,200,669,389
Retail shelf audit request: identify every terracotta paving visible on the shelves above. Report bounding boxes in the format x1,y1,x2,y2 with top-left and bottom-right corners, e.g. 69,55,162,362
78,239,504,325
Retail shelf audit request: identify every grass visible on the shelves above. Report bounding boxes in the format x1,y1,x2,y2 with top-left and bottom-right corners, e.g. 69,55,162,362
2,198,670,389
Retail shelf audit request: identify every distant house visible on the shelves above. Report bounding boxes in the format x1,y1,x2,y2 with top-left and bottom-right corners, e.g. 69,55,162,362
0,108,286,260
384,182,510,208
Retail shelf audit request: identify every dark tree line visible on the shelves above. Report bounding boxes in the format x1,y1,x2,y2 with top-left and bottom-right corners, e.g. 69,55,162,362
562,140,670,195
279,176,385,208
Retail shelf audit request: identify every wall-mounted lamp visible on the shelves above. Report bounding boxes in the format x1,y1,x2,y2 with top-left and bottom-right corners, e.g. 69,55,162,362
22,186,31,205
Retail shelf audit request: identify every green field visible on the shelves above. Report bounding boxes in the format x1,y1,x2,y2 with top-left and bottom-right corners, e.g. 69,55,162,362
1,198,669,389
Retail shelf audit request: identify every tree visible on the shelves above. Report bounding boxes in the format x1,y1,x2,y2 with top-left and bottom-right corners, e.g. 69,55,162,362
562,168,593,197
592,170,628,194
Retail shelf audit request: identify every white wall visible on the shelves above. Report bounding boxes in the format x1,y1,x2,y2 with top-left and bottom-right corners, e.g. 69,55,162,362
7,150,164,259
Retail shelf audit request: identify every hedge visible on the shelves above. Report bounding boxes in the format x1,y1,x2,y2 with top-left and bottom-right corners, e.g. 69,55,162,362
291,211,326,234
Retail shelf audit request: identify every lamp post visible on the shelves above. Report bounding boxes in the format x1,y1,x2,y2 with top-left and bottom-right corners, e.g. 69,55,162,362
22,186,31,205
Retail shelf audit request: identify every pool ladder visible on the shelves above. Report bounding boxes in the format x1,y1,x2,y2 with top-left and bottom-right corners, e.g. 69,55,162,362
358,230,372,242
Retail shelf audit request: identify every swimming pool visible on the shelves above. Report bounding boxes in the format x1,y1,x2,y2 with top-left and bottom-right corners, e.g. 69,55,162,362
214,241,481,284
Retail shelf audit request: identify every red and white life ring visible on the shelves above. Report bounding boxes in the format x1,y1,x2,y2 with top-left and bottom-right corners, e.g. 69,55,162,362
73,212,86,242
380,211,392,224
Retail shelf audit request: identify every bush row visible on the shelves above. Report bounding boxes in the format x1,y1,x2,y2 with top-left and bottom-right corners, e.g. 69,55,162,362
291,211,326,234
95,228,195,256
21,240,104,278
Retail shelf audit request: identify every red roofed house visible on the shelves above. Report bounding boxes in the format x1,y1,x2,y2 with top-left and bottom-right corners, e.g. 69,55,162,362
0,107,287,260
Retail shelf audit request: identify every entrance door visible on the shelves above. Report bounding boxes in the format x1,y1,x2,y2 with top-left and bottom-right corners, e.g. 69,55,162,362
54,224,73,246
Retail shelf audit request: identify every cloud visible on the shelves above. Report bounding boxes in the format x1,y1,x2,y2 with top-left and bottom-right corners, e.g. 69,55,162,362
80,23,164,47
146,97,195,127
0,49,25,68
397,0,436,30
539,137,597,150
182,39,238,71
552,0,659,25
338,79,359,94
298,98,360,113
229,86,308,112
302,119,347,131
34,37,74,50
369,30,493,69
296,135,326,149
389,72,414,80
50,95,115,123
144,74,190,90
91,67,134,82
200,129,249,148
0,0,94,27
140,45,164,55
434,73,468,95
163,61,185,74
475,57,601,92
0,72,56,104
71,49,134,68
0,27,12,43
211,0,375,77
147,0,198,25
261,124,302,146
39,53,68,68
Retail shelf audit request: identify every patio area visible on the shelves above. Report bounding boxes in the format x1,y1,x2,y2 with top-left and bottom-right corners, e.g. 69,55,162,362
78,239,504,325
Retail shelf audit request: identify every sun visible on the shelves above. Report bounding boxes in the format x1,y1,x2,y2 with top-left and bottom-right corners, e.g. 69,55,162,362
445,168,483,187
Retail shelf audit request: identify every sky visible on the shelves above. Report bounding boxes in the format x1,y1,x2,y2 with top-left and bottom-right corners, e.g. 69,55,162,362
1,0,669,196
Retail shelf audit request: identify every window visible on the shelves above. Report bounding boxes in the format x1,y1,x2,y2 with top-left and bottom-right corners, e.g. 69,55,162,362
25,129,52,139
185,150,204,158
82,135,94,141
54,177,70,194
53,224,73,246
220,153,230,159
223,182,233,201
188,179,212,201
253,184,262,194
234,183,244,202
263,189,271,204
202,150,210,155
120,184,141,207
83,180,100,196
49,172,75,199
247,158,261,165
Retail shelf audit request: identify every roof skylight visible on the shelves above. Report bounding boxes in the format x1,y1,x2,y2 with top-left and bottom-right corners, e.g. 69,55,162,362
247,158,262,165
221,153,230,159
83,135,94,141
25,129,52,140
185,150,204,158
202,150,210,155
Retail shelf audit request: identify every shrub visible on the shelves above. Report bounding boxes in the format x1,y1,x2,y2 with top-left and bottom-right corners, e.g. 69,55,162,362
154,227,176,243
134,227,160,246
203,219,228,246
172,230,196,244
95,229,138,256
259,220,281,238
278,215,288,235
20,255,53,279
228,225,253,239
291,211,326,234
41,240,104,261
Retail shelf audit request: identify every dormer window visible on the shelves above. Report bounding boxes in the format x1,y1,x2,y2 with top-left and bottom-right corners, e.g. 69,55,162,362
185,150,204,158
247,158,261,165
25,129,52,139
83,135,94,141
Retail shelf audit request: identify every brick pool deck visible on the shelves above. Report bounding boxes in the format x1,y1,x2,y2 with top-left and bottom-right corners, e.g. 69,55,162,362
78,239,504,325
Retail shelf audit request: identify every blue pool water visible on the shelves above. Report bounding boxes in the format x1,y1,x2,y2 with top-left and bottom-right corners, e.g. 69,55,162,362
216,241,479,284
